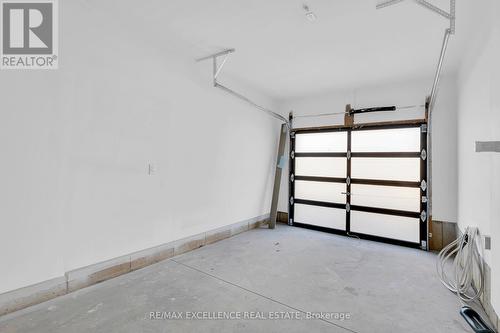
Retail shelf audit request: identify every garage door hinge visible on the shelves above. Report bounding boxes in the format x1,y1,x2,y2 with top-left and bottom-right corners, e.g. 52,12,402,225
289,218,293,226
290,174,295,182
290,132,295,139
421,240,427,250
289,197,294,205
346,176,351,185
421,124,427,133
420,210,427,222
347,151,351,159
290,151,295,159
346,203,350,213
420,180,427,192
421,196,428,203
421,149,427,160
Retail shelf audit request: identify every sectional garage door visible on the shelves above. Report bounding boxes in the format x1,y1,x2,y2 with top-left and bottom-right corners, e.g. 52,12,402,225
288,123,428,249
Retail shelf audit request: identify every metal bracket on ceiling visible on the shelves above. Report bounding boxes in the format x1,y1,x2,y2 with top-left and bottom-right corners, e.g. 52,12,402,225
376,0,455,35
196,48,235,87
376,0,456,34
195,49,289,126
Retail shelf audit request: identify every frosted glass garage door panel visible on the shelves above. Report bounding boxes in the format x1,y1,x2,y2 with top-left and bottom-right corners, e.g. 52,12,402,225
295,181,346,203
351,211,419,243
294,204,346,230
295,132,347,152
351,158,420,181
351,185,420,212
351,128,420,152
295,157,347,178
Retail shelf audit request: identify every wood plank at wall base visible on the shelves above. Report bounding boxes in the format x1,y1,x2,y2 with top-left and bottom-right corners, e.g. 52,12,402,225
130,245,175,271
0,277,67,316
277,211,289,224
65,255,132,293
0,214,269,317
429,220,457,252
173,234,206,256
429,219,443,251
442,222,458,248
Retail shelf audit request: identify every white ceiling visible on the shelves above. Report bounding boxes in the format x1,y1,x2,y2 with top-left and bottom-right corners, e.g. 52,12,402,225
104,0,480,100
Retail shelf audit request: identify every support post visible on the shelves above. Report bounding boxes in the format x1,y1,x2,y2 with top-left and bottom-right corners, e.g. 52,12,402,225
269,123,288,229
344,104,354,126
288,112,295,226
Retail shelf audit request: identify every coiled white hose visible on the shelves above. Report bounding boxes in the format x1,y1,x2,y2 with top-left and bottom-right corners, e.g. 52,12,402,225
436,226,484,303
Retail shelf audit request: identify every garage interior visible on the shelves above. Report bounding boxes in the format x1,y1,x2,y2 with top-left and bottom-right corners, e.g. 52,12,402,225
0,0,499,332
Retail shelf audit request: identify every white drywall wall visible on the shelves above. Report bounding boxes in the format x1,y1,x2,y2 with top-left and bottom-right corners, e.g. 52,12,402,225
456,0,500,313
0,72,65,295
278,75,458,224
0,1,280,294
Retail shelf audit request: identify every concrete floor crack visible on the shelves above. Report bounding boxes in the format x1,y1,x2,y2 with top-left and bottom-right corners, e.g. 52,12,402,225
169,258,360,333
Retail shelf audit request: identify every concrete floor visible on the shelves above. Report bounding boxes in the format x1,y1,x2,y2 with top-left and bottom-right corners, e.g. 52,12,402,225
0,225,473,333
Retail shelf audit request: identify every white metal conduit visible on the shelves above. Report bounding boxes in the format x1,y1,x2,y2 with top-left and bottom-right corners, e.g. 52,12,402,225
196,49,289,126
377,0,456,252
215,82,289,124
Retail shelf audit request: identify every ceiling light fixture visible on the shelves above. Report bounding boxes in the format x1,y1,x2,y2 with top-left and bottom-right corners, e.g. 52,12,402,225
303,4,317,22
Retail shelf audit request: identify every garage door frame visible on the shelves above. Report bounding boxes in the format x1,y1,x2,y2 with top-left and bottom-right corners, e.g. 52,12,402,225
288,119,428,250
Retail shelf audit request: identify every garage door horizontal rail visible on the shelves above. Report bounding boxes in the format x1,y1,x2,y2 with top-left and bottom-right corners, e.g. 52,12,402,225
294,175,347,183
293,175,421,188
295,152,347,158
294,198,420,219
351,152,421,158
350,178,420,188
350,205,421,219
294,199,346,210
294,152,420,158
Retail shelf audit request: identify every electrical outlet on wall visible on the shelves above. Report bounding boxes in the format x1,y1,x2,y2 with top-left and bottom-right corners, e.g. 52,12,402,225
148,163,156,176
475,141,500,153
484,236,491,250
